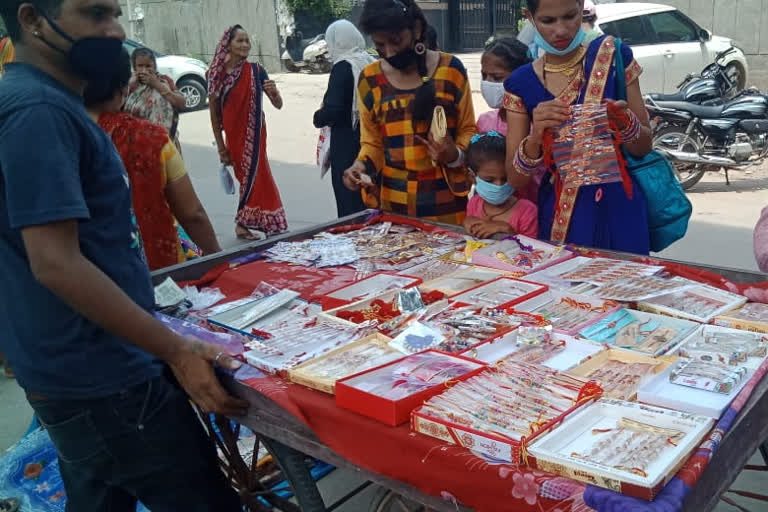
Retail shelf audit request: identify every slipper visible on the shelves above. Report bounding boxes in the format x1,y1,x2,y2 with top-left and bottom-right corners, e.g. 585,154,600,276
0,498,20,512
235,227,266,241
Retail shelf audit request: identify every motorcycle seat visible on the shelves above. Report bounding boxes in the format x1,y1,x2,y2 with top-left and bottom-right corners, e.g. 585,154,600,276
653,101,725,119
649,91,687,102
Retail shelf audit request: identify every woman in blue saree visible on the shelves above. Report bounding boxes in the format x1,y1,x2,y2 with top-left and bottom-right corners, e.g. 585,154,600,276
504,0,653,254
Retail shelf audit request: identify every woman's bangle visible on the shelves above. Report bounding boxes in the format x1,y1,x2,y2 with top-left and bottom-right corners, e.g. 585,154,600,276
620,111,642,142
513,137,544,177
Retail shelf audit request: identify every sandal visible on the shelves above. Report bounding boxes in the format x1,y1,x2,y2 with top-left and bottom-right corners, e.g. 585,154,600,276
235,226,266,241
0,498,20,512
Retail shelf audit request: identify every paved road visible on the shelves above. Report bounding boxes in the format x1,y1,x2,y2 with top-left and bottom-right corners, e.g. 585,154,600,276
179,52,767,273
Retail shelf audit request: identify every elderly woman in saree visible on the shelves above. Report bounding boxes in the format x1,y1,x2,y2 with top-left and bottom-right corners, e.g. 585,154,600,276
208,25,288,239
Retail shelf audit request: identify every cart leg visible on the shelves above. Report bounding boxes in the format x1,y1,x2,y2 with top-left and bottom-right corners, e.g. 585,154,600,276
761,441,768,466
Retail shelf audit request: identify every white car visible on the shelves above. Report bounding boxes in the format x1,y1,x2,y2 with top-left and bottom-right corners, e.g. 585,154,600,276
123,39,209,111
595,3,748,94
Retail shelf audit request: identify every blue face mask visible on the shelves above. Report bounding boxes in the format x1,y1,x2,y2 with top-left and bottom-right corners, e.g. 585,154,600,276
475,177,514,205
531,24,587,57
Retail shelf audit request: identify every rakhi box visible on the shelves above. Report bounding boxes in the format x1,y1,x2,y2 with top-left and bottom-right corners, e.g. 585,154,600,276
411,366,601,463
335,350,485,426
420,265,509,296
466,331,605,370
318,289,404,330
567,349,677,401
288,333,400,394
471,236,575,275
513,289,620,336
320,272,421,311
450,277,548,309
675,324,768,370
527,398,714,500
636,283,747,323
714,303,768,334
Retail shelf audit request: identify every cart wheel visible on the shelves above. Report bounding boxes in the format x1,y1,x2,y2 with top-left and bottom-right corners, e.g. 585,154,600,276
261,437,327,512
368,487,427,512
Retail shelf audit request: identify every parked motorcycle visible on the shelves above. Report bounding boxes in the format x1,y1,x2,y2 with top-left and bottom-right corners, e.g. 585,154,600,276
281,31,331,74
646,47,742,106
648,90,768,190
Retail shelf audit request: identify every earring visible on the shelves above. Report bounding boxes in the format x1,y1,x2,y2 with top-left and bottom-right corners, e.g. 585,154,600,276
414,42,426,55
33,30,41,37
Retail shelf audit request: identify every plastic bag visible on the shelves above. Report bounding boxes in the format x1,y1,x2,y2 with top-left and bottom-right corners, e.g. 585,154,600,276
219,164,236,195
316,126,331,179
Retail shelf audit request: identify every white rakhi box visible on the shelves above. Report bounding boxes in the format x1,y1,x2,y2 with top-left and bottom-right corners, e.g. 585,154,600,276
636,283,747,323
527,398,714,501
637,364,752,418
674,324,768,370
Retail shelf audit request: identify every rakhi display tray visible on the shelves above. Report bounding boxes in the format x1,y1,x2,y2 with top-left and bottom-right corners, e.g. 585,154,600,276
318,289,406,330
420,265,509,296
578,308,700,357
527,398,714,500
411,385,598,464
335,350,485,426
636,283,747,323
449,277,548,309
525,256,594,291
513,290,620,336
675,324,768,370
288,333,400,394
321,272,421,311
637,363,752,418
470,236,575,275
714,302,768,334
567,349,677,401
467,332,605,371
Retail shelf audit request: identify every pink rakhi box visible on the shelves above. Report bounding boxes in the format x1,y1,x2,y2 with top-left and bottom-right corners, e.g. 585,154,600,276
471,236,575,275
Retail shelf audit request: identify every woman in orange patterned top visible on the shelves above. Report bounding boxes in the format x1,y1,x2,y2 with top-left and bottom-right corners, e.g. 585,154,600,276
504,0,653,254
342,0,476,225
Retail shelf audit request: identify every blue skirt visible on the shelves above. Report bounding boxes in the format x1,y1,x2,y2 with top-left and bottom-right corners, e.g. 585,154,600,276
538,177,651,255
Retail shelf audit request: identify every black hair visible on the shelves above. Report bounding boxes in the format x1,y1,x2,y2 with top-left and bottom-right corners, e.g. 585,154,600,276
467,134,507,172
483,37,532,73
359,0,435,131
131,47,156,69
0,0,63,41
424,25,439,51
229,24,245,43
526,0,582,15
83,48,132,106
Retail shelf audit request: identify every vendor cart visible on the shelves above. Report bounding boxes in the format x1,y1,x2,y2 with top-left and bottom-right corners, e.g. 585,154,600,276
153,212,768,512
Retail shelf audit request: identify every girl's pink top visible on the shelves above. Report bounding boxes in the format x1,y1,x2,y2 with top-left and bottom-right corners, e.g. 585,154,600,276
754,206,768,272
466,195,539,238
476,110,508,136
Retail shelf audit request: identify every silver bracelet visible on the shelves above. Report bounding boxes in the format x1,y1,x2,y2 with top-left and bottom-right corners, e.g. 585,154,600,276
445,147,465,168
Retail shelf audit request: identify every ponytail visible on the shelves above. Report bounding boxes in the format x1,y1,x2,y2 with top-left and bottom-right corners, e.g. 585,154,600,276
412,35,436,131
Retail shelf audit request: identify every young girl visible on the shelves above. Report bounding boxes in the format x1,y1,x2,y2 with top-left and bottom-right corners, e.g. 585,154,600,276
464,132,538,239
477,38,532,136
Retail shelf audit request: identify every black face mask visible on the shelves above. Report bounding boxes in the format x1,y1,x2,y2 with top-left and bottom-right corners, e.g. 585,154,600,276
384,47,418,70
39,13,124,81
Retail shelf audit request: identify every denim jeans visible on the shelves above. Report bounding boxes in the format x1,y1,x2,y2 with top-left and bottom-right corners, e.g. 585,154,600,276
28,375,241,512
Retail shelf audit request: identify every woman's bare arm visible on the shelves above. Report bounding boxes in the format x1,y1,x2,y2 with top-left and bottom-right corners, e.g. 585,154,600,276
505,111,535,189
166,175,222,256
622,81,653,157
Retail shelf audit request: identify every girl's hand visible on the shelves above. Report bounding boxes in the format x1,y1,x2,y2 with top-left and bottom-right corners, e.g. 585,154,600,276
470,220,511,239
146,73,165,91
530,100,570,144
416,134,460,165
343,161,372,191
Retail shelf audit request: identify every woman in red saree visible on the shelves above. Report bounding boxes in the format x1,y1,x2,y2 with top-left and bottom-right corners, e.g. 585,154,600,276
208,25,288,239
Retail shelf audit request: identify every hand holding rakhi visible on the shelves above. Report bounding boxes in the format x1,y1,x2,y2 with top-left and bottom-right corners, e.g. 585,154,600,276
607,100,642,142
343,161,375,191
530,99,570,145
415,134,459,165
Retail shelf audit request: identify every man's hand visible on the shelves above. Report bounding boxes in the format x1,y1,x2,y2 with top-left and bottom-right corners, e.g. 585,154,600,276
168,338,249,417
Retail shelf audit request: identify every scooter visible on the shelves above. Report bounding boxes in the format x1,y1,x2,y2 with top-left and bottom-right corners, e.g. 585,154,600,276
281,31,331,74
648,89,768,191
646,47,742,105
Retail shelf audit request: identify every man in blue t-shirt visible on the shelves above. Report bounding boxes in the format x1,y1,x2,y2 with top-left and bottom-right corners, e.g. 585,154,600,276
0,1,245,509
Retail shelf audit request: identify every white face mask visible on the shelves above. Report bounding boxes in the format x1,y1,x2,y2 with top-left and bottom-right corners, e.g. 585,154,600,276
481,80,505,109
